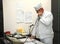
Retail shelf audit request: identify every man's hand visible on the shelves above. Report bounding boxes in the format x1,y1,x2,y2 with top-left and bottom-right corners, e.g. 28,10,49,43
38,12,43,16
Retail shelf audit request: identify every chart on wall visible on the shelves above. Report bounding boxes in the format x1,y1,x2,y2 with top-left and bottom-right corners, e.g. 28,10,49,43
16,9,33,23
16,1,33,23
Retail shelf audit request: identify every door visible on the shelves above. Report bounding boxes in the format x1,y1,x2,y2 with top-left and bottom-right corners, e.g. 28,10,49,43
51,0,60,44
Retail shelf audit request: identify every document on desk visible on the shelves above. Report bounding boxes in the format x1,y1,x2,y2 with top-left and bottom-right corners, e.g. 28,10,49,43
19,38,34,42
24,38,44,44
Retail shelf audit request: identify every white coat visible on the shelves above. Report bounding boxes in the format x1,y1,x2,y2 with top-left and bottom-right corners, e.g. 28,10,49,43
31,11,54,39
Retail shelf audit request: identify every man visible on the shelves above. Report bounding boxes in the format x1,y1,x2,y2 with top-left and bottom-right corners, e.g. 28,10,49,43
30,3,54,44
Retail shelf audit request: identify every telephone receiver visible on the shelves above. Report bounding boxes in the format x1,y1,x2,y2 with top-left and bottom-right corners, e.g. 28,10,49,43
29,24,34,27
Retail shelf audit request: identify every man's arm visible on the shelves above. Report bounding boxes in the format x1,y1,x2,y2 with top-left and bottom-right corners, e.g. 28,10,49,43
40,12,53,25
30,21,37,39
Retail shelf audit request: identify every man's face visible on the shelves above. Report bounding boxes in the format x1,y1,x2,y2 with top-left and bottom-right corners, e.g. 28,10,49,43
37,8,44,16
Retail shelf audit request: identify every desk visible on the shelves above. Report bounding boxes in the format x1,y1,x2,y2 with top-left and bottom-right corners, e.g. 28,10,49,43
8,37,24,44
8,36,44,44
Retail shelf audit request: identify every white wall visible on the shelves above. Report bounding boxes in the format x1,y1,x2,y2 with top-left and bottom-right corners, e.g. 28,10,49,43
3,0,51,33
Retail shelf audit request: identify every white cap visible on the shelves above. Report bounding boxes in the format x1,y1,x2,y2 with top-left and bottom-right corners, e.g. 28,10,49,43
34,3,42,10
